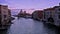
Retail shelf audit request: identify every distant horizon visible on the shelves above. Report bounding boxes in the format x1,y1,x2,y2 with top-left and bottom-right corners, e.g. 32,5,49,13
0,0,60,14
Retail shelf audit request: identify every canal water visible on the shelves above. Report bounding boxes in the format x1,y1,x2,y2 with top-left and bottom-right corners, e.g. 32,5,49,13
0,17,60,34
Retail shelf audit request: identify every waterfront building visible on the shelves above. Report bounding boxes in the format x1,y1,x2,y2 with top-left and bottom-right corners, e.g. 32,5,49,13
0,5,11,29
32,10,43,21
18,9,27,17
23,11,26,17
43,8,55,23
43,3,60,26
53,6,60,26
18,9,24,17
8,9,11,22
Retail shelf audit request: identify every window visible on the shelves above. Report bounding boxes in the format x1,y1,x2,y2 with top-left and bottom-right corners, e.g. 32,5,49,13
4,11,6,13
58,15,60,19
4,15,6,18
0,15,1,23
0,11,1,13
59,8,60,11
0,15,1,19
58,12,60,14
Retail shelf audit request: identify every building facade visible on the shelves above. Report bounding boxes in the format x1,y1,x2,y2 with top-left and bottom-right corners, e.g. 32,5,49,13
43,8,55,24
43,4,60,26
32,10,43,20
53,6,60,26
0,5,11,29
18,9,27,17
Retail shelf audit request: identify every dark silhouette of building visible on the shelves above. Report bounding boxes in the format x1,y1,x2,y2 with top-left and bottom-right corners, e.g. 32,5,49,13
32,10,43,20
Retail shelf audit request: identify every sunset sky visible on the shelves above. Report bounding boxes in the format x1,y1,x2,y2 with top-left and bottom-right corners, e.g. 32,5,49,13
0,0,60,9
0,0,60,14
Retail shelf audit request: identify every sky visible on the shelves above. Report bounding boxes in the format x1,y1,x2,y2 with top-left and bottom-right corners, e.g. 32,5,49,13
0,0,60,14
0,0,60,9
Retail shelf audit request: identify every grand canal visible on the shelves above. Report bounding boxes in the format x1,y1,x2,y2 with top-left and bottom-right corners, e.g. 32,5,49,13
0,17,60,34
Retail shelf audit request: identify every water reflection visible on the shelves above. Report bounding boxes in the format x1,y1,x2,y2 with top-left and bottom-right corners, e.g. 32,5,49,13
0,30,8,34
0,17,60,34
43,23,60,34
